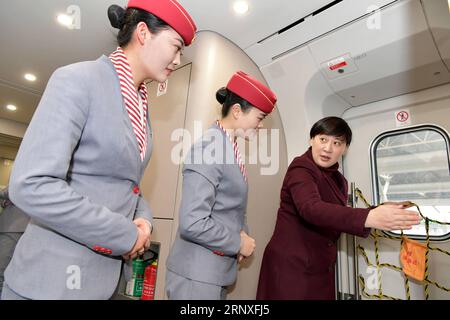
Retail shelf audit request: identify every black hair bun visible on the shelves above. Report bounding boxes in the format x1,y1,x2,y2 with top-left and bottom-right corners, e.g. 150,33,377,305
216,87,228,104
108,5,126,29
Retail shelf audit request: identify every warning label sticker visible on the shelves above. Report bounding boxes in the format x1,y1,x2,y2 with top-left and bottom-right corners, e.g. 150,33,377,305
327,57,348,71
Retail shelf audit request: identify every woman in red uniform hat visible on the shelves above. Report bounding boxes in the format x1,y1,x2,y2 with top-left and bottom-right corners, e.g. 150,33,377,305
2,0,196,300
166,71,277,300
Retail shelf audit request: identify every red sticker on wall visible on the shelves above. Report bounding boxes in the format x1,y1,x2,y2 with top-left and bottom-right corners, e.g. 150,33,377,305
329,60,348,70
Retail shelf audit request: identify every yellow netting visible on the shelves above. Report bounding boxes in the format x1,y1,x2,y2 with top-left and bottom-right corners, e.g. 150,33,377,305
355,188,450,300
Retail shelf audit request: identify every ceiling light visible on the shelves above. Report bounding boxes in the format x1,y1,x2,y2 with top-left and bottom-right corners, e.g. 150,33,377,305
24,73,36,82
57,14,73,27
6,105,17,112
233,1,249,15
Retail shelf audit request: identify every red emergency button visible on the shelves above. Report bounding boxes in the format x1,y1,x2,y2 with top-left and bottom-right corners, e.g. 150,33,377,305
213,250,225,256
133,185,140,194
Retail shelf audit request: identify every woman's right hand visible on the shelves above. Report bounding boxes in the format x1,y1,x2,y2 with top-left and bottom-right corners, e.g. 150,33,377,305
123,225,150,260
364,204,422,231
239,230,256,258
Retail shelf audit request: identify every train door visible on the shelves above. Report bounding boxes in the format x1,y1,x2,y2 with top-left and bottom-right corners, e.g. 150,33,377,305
337,86,450,300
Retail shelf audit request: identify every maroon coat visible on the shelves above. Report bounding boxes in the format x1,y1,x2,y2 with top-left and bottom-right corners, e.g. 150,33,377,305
256,148,370,300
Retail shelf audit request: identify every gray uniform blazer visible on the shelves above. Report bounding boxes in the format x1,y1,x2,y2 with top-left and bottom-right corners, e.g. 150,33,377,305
167,124,248,286
5,55,153,299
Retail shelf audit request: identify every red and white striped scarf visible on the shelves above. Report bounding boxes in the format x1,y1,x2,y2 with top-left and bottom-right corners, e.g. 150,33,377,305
109,47,148,161
216,120,248,183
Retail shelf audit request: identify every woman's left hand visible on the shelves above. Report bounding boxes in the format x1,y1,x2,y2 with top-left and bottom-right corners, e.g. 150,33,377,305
122,218,152,260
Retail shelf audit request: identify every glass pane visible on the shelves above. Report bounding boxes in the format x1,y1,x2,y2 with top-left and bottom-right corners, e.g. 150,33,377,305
374,128,450,238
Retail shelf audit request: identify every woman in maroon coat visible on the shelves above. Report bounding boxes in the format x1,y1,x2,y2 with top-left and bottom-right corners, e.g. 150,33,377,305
256,117,421,300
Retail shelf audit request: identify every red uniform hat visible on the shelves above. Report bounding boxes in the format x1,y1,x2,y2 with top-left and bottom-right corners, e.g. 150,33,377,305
226,71,277,114
127,0,197,46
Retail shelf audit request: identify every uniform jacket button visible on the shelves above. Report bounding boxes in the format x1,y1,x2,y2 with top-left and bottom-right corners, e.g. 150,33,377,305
133,186,140,194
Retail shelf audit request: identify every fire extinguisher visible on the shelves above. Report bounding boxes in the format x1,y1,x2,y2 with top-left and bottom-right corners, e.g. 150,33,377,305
141,260,158,300
125,256,145,297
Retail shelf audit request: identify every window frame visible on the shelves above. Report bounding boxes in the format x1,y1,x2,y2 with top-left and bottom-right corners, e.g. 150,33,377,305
369,124,450,241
